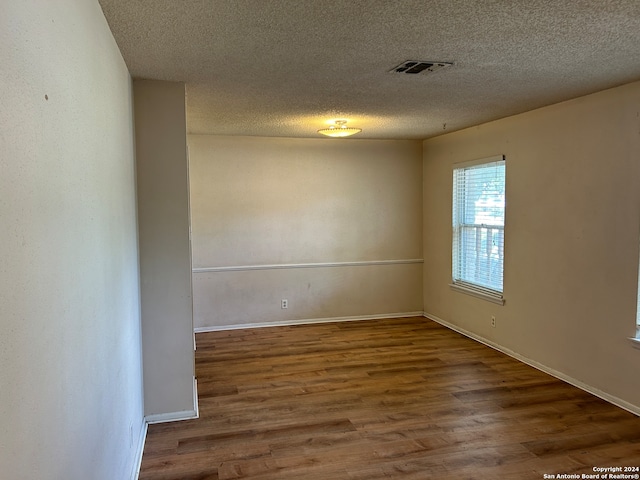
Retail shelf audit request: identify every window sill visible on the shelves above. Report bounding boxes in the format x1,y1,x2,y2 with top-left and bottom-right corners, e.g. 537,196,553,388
628,337,640,349
449,283,505,305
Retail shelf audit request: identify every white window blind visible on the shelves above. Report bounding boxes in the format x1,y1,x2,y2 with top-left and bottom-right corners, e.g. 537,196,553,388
452,156,506,299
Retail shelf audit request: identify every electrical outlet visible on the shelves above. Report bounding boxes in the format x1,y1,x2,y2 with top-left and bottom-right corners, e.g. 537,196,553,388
281,299,288,309
491,316,496,328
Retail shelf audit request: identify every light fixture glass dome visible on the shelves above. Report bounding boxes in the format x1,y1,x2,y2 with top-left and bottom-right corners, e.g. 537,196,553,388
317,120,362,137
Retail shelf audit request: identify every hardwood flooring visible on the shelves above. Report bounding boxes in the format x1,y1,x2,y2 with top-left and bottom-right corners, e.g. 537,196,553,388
138,317,640,479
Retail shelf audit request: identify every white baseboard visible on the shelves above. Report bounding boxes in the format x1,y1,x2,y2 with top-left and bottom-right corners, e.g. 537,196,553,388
130,420,147,480
193,376,199,419
423,312,640,417
194,311,425,333
145,409,199,424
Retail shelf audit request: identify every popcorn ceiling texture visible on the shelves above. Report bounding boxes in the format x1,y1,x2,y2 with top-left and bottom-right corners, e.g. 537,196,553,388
99,0,640,139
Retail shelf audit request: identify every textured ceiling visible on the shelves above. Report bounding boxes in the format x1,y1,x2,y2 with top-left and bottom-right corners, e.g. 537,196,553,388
98,0,640,139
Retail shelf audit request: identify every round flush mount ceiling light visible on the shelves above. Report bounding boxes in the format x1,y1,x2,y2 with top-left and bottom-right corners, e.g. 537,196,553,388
317,120,362,137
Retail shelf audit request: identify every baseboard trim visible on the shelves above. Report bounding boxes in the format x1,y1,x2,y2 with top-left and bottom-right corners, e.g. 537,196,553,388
145,409,199,424
423,312,640,417
194,311,425,333
193,376,200,420
130,420,147,480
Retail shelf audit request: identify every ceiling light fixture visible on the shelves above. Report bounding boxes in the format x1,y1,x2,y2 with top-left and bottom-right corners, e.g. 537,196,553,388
317,120,362,138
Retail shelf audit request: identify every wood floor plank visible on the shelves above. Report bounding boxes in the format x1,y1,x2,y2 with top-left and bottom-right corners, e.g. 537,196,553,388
138,317,640,479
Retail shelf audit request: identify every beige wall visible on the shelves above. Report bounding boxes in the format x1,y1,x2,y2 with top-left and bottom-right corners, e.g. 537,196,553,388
423,81,640,413
189,135,423,328
0,1,144,479
134,80,196,420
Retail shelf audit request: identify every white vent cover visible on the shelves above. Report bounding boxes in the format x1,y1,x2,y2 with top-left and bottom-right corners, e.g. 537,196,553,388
390,60,453,75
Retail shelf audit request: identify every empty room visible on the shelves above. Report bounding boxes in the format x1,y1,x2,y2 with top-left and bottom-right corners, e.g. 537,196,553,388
2,1,640,479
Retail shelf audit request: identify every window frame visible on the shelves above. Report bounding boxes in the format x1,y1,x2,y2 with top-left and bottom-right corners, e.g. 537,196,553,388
632,248,640,348
450,155,506,305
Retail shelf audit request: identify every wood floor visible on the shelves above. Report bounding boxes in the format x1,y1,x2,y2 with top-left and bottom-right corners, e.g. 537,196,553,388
138,317,640,479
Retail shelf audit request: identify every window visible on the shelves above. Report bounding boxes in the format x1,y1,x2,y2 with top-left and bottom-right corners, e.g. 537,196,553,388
451,155,506,304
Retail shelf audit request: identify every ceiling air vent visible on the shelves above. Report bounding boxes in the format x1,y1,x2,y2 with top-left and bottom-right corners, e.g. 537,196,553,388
390,60,453,75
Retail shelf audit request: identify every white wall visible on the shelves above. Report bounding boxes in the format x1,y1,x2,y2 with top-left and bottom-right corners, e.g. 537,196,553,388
134,80,196,420
189,135,423,328
423,81,640,413
0,1,144,479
